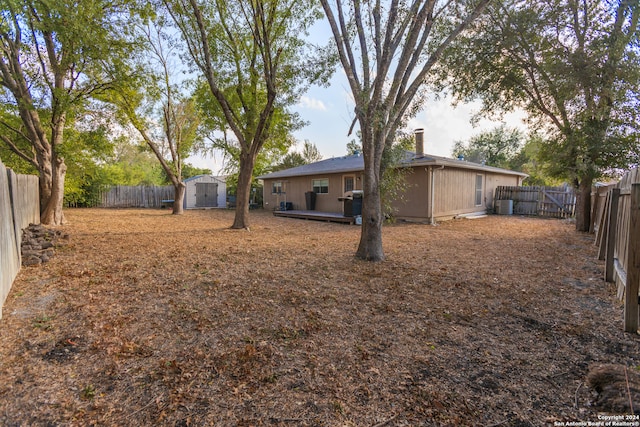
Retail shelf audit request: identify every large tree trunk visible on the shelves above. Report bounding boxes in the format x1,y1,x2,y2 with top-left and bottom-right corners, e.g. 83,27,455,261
575,176,593,232
232,152,256,229
40,154,66,225
356,131,385,261
172,182,186,215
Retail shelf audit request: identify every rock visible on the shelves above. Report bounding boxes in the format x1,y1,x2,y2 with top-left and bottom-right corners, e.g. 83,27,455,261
20,224,70,267
23,256,42,266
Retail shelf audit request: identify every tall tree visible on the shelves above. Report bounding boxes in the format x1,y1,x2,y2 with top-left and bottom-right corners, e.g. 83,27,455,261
164,0,322,229
452,125,523,168
105,19,202,215
0,0,134,225
438,0,640,231
320,0,491,261
272,139,323,171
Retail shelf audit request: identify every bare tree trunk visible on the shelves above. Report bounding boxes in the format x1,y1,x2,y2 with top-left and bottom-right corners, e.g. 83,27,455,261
356,172,385,261
232,152,255,229
575,176,593,232
356,129,386,261
172,182,186,215
40,154,66,225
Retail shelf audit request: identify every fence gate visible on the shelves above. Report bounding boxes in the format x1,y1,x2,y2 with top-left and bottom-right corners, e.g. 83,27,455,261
494,185,576,218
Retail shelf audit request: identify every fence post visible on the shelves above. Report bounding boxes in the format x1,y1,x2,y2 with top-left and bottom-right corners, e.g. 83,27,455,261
624,183,640,333
605,188,620,282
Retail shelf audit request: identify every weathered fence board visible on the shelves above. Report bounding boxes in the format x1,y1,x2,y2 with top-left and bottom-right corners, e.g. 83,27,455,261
99,185,174,208
0,159,40,319
624,184,640,333
494,185,576,218
596,168,640,333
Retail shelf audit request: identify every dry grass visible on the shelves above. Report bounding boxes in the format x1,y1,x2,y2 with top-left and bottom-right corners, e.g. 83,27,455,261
0,208,638,426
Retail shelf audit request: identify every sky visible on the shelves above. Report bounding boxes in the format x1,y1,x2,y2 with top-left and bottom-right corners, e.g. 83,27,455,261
187,76,528,175
186,16,530,175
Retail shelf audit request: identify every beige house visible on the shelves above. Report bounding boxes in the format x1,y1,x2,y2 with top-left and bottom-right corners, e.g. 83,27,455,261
259,147,526,223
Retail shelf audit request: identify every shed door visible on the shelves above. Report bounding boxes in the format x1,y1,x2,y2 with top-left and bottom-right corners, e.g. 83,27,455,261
195,182,218,207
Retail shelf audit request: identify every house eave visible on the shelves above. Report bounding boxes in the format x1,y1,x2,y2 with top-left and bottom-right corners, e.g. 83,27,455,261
407,156,529,178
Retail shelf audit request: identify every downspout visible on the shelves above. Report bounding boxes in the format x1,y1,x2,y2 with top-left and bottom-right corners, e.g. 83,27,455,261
430,165,445,225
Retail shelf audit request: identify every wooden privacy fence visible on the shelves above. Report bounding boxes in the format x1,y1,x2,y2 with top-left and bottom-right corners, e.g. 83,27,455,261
494,185,576,218
0,159,39,319
594,168,640,333
99,185,174,208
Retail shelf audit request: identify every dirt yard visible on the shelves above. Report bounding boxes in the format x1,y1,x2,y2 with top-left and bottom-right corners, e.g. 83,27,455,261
1,208,639,426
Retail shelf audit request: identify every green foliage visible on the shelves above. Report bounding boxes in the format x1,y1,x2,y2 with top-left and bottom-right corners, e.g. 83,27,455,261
0,0,143,223
346,140,362,156
452,126,522,169
166,0,324,227
272,140,323,171
380,132,413,222
452,127,564,186
438,0,640,184
180,163,213,180
102,139,167,186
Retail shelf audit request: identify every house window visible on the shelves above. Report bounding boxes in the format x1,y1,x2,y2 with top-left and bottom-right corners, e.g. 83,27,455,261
344,176,354,193
272,181,283,194
312,178,329,194
475,174,483,206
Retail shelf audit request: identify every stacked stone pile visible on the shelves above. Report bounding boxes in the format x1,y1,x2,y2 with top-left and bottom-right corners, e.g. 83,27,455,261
21,224,70,266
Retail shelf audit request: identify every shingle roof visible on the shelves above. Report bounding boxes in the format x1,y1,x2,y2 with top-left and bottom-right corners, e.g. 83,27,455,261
257,152,527,180
257,154,365,179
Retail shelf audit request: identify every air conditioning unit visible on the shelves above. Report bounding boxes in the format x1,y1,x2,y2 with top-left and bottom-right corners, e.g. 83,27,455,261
496,199,513,215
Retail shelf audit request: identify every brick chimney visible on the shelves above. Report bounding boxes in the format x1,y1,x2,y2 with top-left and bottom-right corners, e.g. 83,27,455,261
414,128,425,158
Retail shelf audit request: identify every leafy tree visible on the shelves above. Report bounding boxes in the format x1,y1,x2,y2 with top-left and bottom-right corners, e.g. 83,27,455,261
452,125,522,168
346,140,362,156
437,0,640,231
164,0,323,229
0,0,135,225
380,132,413,222
453,127,562,185
320,0,491,261
179,163,212,180
61,122,116,207
104,19,202,215
504,134,563,186
301,140,323,164
274,151,305,171
272,139,323,171
102,137,167,186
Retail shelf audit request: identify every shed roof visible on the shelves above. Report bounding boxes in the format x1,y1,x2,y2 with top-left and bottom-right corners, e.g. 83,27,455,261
257,152,528,180
183,175,226,183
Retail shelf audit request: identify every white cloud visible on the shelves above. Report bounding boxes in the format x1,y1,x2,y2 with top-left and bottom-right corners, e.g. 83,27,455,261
299,96,328,111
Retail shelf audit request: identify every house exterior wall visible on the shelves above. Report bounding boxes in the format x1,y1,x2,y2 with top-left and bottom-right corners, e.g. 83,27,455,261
392,167,430,219
263,172,363,213
184,176,226,209
431,167,521,219
263,165,521,221
393,166,522,221
485,173,522,211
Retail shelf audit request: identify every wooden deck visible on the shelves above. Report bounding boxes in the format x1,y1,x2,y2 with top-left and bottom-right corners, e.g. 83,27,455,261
272,210,355,224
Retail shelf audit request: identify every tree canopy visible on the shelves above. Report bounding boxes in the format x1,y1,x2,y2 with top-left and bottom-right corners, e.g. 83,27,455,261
452,125,522,168
164,0,323,228
320,0,491,261
437,0,640,230
0,0,138,224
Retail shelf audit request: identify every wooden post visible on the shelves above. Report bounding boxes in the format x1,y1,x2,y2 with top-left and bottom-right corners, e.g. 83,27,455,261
624,183,640,333
605,188,620,282
596,191,610,253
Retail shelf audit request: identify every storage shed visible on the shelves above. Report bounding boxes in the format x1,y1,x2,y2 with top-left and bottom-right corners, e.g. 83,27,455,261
183,175,226,209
